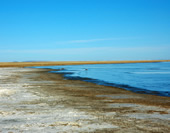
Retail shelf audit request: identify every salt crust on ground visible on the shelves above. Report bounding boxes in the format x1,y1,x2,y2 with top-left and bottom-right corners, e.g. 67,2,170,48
0,67,170,133
0,68,118,132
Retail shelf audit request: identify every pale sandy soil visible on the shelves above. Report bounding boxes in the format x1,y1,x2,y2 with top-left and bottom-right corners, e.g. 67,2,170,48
0,67,170,133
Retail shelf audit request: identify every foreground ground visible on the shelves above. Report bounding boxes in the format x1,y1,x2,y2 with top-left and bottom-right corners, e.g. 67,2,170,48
0,67,170,133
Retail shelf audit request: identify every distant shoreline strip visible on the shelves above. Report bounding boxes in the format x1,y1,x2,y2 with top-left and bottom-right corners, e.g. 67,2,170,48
0,60,170,67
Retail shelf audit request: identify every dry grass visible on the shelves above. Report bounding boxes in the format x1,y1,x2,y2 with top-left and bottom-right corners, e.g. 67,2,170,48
0,60,170,67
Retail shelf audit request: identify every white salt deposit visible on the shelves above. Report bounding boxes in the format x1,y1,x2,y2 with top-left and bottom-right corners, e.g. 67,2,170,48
0,89,16,96
0,67,119,132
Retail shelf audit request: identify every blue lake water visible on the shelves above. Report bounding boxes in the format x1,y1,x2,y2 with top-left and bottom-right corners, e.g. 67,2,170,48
35,62,170,97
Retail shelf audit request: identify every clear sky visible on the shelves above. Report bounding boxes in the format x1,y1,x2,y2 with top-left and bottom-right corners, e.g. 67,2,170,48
0,0,170,62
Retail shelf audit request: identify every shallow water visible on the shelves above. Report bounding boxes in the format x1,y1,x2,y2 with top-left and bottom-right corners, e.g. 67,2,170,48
36,62,170,97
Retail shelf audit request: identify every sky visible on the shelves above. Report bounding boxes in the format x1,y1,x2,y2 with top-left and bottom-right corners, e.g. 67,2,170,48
0,0,170,62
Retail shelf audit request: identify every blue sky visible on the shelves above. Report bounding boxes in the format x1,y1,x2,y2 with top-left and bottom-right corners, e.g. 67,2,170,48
0,0,170,62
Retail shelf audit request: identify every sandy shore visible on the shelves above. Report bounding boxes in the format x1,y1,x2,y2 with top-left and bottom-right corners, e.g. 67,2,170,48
0,67,170,132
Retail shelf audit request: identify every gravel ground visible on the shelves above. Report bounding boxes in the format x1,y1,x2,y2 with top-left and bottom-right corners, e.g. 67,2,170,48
0,67,170,133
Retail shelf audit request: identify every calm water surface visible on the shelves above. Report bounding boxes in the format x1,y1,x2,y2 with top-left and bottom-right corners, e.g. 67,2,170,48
36,62,170,97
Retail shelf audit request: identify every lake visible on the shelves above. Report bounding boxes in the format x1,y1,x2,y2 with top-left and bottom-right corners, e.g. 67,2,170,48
36,62,170,97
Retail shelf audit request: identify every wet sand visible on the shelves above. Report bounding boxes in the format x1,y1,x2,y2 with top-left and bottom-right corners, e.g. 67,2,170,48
0,67,170,132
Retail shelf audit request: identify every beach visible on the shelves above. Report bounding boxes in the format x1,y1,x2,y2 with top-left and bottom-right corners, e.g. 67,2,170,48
0,66,170,132
1,0,170,131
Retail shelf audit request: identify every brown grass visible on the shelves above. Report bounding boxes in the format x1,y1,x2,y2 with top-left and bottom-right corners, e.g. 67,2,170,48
0,60,170,67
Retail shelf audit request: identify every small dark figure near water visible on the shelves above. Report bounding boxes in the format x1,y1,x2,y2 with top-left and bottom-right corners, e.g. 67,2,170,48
57,68,65,71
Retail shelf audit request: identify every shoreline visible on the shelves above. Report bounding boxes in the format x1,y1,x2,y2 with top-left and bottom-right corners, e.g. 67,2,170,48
54,71,170,97
0,59,170,67
0,67,170,132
